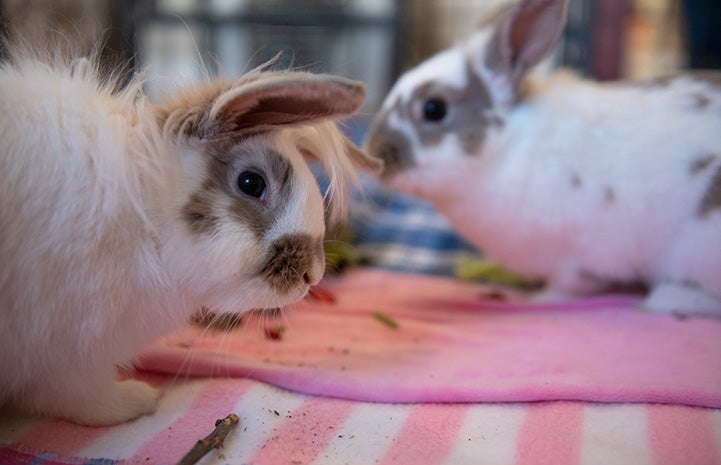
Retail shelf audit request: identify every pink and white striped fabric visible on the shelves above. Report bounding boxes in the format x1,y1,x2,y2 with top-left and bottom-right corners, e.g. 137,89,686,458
2,378,720,465
1,268,720,464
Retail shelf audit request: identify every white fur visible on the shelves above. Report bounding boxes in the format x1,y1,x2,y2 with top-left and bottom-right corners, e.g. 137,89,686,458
0,47,365,424
369,0,721,316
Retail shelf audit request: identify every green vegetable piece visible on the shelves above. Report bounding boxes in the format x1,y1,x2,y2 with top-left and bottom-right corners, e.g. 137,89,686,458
455,258,541,288
373,312,399,329
324,225,369,273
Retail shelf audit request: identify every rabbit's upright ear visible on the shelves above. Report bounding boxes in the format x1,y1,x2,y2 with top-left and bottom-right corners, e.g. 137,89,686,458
484,0,568,90
209,73,365,136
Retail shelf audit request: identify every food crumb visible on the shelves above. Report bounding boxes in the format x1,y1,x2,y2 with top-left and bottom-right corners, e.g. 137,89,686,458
264,326,286,340
307,287,337,303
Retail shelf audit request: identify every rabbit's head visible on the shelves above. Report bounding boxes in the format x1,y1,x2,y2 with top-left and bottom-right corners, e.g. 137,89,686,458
365,0,567,196
157,69,380,313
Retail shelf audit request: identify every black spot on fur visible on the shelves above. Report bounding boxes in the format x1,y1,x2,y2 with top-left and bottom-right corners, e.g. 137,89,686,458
570,173,582,189
604,187,617,205
690,154,717,176
698,165,721,218
693,93,712,109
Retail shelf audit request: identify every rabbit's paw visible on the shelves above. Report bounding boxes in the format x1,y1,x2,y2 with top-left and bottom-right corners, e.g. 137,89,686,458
643,283,721,318
69,379,161,426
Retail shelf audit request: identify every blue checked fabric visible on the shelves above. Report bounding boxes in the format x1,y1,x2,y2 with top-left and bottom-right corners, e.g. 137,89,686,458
349,177,482,276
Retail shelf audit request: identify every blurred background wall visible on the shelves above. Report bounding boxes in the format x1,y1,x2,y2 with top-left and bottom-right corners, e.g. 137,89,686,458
0,0,718,112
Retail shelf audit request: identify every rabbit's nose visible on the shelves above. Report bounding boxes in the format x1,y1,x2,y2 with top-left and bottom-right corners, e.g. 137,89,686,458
365,121,414,178
261,233,324,294
303,259,324,287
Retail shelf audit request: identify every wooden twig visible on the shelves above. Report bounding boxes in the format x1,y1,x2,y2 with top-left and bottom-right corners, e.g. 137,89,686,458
176,413,240,465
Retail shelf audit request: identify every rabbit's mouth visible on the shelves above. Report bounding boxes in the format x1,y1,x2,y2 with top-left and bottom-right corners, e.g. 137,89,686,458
364,112,416,179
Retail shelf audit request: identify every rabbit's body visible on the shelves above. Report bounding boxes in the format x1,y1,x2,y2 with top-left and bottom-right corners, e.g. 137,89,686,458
366,0,721,315
436,72,721,299
0,59,176,423
0,46,377,424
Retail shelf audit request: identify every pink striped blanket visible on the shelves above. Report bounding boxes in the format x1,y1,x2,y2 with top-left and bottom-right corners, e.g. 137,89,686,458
1,268,720,464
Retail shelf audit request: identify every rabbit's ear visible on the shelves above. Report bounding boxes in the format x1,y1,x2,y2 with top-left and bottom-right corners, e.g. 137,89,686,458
208,73,365,136
484,0,568,89
343,136,384,174
300,129,384,174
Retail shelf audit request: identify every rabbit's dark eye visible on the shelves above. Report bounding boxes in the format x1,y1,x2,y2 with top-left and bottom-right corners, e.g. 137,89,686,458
238,171,266,199
423,98,447,122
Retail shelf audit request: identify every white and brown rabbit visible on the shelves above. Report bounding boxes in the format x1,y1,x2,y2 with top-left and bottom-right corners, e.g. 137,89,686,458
365,0,721,316
0,43,380,425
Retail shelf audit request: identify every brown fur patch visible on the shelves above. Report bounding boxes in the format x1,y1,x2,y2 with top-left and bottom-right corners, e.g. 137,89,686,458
698,165,721,218
183,189,221,235
604,187,617,205
694,93,712,109
570,173,582,189
182,145,294,239
366,110,416,178
577,270,648,295
690,72,721,88
690,154,717,176
639,71,721,92
406,61,499,156
461,131,485,155
261,233,323,294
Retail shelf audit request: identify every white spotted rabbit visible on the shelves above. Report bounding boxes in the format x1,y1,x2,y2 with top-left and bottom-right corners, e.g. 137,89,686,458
0,42,380,425
365,0,721,316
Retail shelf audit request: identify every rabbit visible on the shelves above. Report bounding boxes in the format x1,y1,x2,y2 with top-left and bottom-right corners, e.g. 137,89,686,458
365,0,721,316
0,42,381,425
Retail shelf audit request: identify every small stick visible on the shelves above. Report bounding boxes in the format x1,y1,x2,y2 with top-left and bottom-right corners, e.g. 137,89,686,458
176,413,240,465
